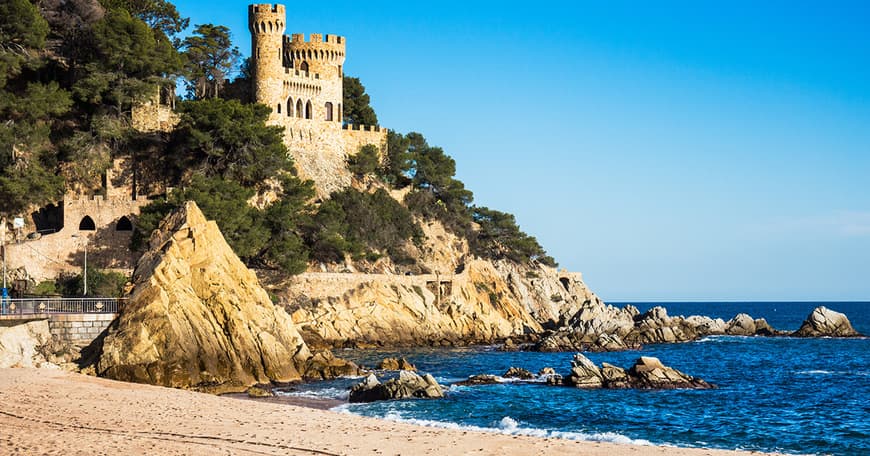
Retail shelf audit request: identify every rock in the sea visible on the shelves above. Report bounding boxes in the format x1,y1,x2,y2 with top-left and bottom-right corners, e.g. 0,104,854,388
599,362,631,389
564,353,603,388
377,357,417,371
626,356,713,389
503,367,535,379
725,313,757,336
555,355,714,390
246,385,274,398
349,370,444,403
304,350,360,380
96,201,314,393
455,374,502,386
792,306,861,337
538,367,556,376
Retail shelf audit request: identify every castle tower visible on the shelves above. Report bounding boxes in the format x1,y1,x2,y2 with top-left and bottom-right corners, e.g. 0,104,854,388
286,33,346,122
248,4,286,114
248,3,387,197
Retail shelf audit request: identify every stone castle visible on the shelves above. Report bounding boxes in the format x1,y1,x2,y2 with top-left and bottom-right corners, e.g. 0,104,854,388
249,3,387,195
2,3,386,286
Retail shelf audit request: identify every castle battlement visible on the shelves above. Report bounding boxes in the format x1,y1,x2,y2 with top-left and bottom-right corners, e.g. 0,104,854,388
283,67,320,79
342,124,384,133
289,33,345,45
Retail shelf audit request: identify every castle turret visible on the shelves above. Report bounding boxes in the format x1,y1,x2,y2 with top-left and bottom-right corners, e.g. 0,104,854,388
287,33,346,80
249,4,286,112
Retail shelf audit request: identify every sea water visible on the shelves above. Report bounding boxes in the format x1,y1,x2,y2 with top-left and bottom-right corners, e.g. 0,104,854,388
278,302,870,455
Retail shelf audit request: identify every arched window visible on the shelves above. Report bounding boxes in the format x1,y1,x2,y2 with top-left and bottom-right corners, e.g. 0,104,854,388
287,97,294,117
116,216,133,231
325,102,333,121
296,99,304,118
300,61,309,73
79,216,96,231
305,100,313,119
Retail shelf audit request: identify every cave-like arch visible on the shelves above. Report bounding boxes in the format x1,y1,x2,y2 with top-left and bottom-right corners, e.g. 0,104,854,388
116,216,133,231
78,216,96,231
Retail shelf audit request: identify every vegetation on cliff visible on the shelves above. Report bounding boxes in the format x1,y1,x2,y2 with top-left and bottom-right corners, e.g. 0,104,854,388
1,0,554,275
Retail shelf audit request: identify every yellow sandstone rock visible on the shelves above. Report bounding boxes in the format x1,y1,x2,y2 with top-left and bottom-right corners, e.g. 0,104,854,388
97,201,312,393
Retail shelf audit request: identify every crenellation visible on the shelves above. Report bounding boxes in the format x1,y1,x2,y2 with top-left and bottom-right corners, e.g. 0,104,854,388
249,3,386,196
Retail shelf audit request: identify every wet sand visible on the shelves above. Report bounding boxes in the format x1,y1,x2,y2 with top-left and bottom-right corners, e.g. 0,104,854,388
0,368,776,455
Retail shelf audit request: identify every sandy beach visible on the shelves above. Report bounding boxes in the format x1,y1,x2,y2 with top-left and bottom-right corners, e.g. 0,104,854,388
0,368,775,456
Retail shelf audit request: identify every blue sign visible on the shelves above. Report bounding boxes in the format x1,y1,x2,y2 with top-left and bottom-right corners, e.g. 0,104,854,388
1,287,7,315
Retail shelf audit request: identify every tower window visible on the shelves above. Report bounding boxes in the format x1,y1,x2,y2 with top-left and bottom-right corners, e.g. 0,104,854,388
277,103,281,114
287,97,294,117
300,61,309,73
325,102,333,121
296,99,303,118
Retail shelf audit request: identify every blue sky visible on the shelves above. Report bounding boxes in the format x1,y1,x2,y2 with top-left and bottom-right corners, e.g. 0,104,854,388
173,0,870,301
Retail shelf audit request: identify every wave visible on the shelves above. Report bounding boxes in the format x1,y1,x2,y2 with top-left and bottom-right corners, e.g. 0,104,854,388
334,408,653,446
276,387,349,401
795,370,870,377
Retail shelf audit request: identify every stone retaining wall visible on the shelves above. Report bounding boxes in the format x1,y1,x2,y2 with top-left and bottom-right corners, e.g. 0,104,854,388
48,314,117,345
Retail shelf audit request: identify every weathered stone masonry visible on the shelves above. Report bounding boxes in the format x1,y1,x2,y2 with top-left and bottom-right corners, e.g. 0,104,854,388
249,3,387,196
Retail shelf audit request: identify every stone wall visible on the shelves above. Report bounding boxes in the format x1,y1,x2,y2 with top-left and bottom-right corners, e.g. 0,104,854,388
288,271,461,301
48,313,116,345
5,195,147,282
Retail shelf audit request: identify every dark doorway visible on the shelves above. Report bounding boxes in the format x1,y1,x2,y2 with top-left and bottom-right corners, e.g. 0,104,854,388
116,216,133,231
79,216,96,231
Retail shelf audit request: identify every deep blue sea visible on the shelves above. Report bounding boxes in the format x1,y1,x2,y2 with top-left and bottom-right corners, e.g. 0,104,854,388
279,302,870,455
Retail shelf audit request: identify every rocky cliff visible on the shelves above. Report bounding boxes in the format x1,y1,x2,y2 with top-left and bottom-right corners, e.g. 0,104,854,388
97,202,316,393
285,259,545,348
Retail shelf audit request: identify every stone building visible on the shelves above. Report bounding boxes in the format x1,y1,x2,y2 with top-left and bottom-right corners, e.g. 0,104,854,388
249,3,387,196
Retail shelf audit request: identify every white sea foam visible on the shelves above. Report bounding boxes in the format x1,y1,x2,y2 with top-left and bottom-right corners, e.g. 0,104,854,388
345,410,656,446
796,370,870,377
276,387,349,401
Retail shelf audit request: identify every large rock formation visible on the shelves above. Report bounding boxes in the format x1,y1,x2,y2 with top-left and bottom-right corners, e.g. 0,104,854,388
286,259,545,348
792,306,862,337
535,304,781,352
97,202,318,393
0,320,53,368
349,371,444,403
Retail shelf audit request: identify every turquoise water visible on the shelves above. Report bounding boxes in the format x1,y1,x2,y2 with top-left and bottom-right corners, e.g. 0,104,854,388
279,302,870,455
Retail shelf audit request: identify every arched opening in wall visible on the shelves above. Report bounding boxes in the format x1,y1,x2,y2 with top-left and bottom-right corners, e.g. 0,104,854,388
559,277,570,292
325,102,333,121
287,97,294,116
300,61,309,72
79,216,96,231
296,99,303,118
116,216,133,232
305,100,313,119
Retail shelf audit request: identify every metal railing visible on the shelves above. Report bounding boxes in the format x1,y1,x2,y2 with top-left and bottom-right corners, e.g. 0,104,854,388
0,297,126,316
